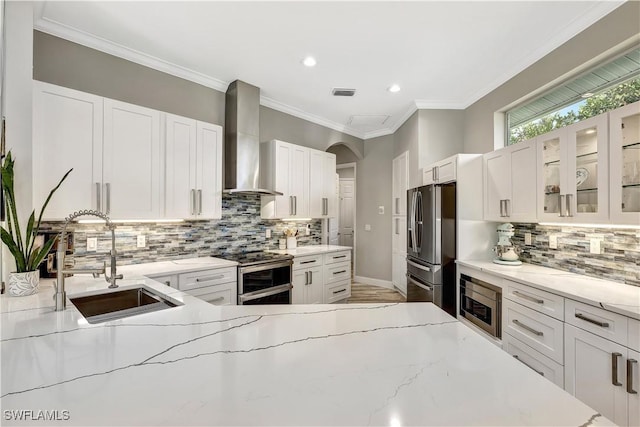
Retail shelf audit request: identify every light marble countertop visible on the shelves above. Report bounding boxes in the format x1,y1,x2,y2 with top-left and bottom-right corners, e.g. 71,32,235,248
458,260,640,320
1,276,610,426
268,244,352,257
117,256,238,277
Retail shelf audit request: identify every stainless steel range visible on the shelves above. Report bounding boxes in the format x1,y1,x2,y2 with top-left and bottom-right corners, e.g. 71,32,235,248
217,252,293,305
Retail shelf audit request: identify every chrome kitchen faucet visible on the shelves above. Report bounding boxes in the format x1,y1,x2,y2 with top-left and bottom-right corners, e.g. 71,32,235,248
53,210,123,311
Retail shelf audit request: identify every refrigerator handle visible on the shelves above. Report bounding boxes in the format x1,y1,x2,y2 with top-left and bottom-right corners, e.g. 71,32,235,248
415,190,423,252
410,191,418,253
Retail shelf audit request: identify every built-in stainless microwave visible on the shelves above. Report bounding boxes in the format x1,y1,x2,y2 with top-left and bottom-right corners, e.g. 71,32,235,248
459,274,502,338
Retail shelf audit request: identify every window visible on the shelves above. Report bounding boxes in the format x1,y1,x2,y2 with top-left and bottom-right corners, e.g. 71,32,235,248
506,47,640,145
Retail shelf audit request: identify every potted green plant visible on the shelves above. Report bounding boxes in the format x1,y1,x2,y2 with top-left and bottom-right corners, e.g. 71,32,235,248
1,151,72,296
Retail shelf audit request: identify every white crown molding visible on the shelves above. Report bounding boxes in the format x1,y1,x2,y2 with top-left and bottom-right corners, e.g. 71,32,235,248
34,16,230,93
458,1,625,109
414,99,466,110
260,96,365,139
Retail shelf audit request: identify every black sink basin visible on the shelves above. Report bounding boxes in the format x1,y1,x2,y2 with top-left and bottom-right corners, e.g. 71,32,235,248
70,286,180,324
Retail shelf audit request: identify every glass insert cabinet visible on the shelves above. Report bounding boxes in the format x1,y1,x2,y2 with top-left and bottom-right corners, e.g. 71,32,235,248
537,113,609,223
610,101,640,225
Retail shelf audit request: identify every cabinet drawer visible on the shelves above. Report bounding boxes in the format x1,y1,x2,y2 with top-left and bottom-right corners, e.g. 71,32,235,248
504,280,564,321
629,318,640,352
148,274,178,288
504,299,564,364
184,282,236,306
565,299,628,346
503,333,564,388
324,262,351,285
293,255,323,270
325,280,351,303
178,267,237,292
324,251,351,265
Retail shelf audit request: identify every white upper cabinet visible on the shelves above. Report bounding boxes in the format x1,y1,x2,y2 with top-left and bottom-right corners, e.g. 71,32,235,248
393,151,409,215
537,113,609,223
33,82,223,221
483,139,537,222
423,155,457,185
165,115,222,219
33,82,103,220
309,151,337,218
262,139,336,219
103,99,162,219
609,101,640,225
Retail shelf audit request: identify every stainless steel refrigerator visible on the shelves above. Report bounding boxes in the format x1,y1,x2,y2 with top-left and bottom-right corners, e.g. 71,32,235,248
406,183,456,316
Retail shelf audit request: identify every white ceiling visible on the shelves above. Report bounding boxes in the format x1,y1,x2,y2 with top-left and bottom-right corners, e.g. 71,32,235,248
34,1,624,139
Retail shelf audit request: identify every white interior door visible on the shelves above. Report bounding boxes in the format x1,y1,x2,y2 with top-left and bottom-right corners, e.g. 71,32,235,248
339,179,355,247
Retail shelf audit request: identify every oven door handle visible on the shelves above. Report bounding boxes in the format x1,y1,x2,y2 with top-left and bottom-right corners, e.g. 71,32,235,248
239,284,293,302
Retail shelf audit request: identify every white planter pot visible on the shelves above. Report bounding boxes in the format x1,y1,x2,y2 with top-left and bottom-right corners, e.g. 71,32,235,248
286,237,297,249
8,270,40,297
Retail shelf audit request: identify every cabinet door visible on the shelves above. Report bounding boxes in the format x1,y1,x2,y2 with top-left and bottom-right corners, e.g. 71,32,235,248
538,128,567,222
103,99,162,219
33,82,103,220
423,166,435,185
483,150,510,221
610,101,640,225
289,145,309,217
308,150,324,218
392,252,407,295
393,152,408,215
307,267,323,304
566,114,609,223
435,156,456,183
565,324,628,426
392,216,407,253
196,122,223,219
323,153,337,217
274,141,293,218
508,140,537,222
165,114,197,219
629,348,640,427
292,269,307,304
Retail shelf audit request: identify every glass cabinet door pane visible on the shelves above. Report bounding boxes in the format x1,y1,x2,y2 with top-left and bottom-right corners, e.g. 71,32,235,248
542,137,561,214
575,125,599,213
622,112,640,213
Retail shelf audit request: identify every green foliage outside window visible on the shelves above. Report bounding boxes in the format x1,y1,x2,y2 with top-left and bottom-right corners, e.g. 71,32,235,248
509,78,640,145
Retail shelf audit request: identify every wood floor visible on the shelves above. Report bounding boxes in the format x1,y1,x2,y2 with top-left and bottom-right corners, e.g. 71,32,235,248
347,283,406,303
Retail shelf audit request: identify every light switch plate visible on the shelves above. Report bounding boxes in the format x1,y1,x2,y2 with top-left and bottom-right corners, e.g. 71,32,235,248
86,237,97,252
265,229,271,238
365,224,371,231
524,233,532,246
549,234,558,249
590,238,601,254
378,206,384,215
137,235,146,248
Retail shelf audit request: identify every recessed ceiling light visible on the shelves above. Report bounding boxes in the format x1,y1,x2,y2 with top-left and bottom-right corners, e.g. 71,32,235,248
388,84,401,93
302,56,316,67
581,92,594,98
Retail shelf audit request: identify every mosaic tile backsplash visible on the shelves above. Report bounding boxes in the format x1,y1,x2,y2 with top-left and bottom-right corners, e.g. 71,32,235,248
511,224,640,287
39,194,322,269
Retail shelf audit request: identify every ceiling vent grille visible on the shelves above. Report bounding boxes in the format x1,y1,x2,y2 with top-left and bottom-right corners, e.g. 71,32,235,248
332,88,356,97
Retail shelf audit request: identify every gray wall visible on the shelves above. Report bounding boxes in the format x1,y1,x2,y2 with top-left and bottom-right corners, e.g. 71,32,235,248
33,31,225,125
463,2,640,154
419,109,465,166
327,144,360,164
337,168,355,179
356,134,394,281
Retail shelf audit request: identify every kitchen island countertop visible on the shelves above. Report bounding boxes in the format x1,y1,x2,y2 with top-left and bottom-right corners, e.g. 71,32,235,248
268,244,352,257
0,272,610,426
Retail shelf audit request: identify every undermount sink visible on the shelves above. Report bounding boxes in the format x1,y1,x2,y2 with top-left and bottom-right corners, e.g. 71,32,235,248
70,286,181,324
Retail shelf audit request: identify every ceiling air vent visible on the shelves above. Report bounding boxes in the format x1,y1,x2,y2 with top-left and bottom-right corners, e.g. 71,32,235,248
332,88,356,97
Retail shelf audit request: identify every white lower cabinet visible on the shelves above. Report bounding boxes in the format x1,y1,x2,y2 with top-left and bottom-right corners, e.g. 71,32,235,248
565,324,631,426
291,251,351,304
292,264,323,304
503,333,564,388
147,274,178,289
147,267,237,305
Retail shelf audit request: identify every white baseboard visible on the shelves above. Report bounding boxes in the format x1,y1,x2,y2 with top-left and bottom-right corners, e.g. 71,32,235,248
353,276,394,289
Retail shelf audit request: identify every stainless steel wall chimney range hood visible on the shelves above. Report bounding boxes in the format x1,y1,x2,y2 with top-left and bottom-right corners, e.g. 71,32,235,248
224,80,282,195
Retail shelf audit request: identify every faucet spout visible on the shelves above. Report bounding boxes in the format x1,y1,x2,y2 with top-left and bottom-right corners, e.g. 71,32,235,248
54,210,121,311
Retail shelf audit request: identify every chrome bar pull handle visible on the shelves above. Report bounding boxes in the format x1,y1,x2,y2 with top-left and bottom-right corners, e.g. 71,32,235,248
432,168,436,182
566,193,573,217
191,189,196,215
198,189,203,215
434,166,439,182
304,271,309,286
294,196,297,215
513,291,544,304
628,359,638,394
395,197,399,214
309,271,313,284
505,199,511,217
612,352,623,386
289,196,293,215
513,355,544,376
575,313,609,328
512,319,543,336
105,183,111,215
499,200,505,217
558,194,566,217
95,183,101,212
